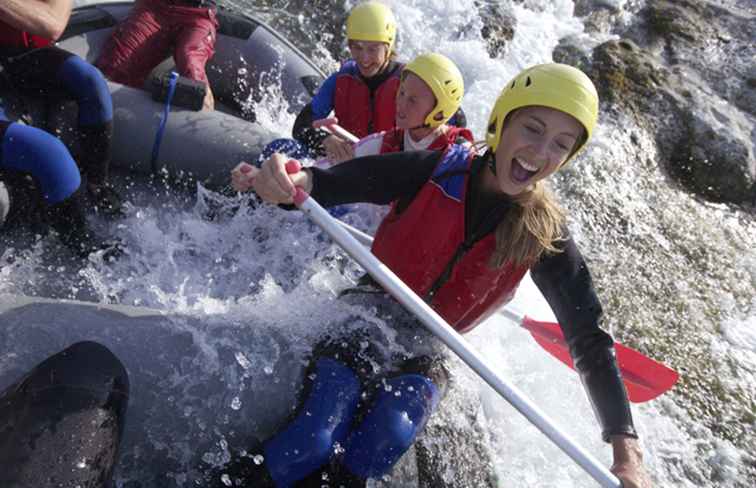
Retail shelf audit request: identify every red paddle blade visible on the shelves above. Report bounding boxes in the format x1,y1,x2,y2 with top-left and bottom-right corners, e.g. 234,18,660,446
521,317,679,403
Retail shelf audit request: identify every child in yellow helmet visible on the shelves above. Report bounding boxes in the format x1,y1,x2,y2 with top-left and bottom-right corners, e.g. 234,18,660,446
348,52,472,162
232,63,651,488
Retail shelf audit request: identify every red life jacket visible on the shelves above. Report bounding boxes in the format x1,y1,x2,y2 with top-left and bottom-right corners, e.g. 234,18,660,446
0,21,52,49
371,145,529,333
333,60,402,139
379,126,475,154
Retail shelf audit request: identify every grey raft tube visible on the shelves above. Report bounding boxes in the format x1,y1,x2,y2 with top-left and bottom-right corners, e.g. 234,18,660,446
53,1,325,189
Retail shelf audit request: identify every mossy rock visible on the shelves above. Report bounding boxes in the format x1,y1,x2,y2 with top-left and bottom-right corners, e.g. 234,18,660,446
645,0,706,42
591,39,670,110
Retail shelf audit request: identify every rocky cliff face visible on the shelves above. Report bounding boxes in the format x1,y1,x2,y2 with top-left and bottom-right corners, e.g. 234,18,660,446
481,0,755,205
577,0,754,204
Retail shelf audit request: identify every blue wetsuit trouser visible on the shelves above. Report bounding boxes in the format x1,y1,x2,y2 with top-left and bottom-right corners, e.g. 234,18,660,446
0,341,129,486
0,46,114,184
0,118,82,229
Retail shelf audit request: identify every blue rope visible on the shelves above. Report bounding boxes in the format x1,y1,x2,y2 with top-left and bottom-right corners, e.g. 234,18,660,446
150,71,179,173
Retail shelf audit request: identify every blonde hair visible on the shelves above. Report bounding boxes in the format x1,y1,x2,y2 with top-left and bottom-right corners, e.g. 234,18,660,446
488,181,566,268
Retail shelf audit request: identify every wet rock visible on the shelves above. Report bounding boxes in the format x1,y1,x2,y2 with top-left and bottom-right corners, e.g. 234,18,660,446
733,71,756,117
475,0,516,59
581,7,615,35
670,104,755,203
645,0,710,44
584,0,756,205
573,0,620,35
591,39,671,114
553,36,592,73
636,0,754,112
252,0,348,69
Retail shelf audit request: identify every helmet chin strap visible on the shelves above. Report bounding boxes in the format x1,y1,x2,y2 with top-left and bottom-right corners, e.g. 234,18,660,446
406,122,431,132
484,149,497,176
407,114,446,135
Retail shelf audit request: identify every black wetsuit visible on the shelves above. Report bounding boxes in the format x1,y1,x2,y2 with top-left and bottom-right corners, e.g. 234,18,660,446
304,149,638,442
0,342,129,487
1,44,122,251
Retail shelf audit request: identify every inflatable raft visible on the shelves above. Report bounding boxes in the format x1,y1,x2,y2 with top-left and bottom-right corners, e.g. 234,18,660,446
2,0,324,188
0,291,498,487
0,292,309,485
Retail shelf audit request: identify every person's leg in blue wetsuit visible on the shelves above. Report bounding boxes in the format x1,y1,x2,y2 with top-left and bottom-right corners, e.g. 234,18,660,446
1,46,121,216
0,118,121,257
0,341,129,487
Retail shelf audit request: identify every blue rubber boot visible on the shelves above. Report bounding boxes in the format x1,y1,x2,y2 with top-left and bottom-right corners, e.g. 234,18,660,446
340,373,441,480
263,358,361,487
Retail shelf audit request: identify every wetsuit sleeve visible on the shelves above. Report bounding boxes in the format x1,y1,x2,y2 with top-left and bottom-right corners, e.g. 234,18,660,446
307,150,442,207
530,236,638,442
310,72,338,119
291,73,339,154
292,103,330,156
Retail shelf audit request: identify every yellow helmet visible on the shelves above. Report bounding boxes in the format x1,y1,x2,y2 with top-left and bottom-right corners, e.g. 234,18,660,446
403,53,465,128
485,63,599,161
346,1,397,50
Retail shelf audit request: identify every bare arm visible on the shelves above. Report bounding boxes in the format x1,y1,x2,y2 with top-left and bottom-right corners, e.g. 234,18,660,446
0,0,73,40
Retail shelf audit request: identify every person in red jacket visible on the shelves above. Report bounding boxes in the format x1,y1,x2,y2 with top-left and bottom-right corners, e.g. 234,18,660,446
290,1,404,161
232,63,652,488
95,0,217,111
347,52,473,163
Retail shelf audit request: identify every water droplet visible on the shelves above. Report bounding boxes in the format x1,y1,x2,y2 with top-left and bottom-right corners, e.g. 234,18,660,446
263,365,274,375
231,396,242,410
253,454,265,465
235,352,252,369
221,474,232,486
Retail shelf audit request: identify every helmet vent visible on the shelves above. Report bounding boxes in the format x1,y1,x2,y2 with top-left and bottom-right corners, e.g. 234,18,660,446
510,80,516,89
525,76,532,87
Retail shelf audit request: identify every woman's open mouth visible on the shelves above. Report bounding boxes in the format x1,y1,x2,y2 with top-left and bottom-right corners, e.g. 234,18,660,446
510,157,539,183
